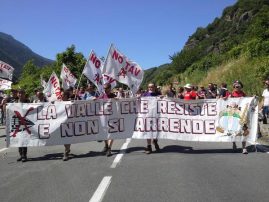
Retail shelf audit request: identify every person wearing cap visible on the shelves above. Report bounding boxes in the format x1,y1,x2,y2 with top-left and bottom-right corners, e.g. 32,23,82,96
261,79,269,124
230,80,248,154
142,83,161,154
98,83,117,157
183,84,197,100
16,89,30,162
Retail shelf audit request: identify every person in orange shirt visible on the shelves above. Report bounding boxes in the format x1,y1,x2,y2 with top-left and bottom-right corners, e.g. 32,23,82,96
183,84,197,100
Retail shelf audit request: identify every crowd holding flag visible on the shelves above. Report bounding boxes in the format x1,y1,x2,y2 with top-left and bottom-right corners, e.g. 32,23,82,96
43,72,62,101
0,60,14,80
1,44,144,98
0,44,263,161
102,44,144,95
60,63,77,90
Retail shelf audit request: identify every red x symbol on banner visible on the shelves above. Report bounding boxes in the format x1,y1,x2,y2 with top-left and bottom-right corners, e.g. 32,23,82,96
12,107,34,137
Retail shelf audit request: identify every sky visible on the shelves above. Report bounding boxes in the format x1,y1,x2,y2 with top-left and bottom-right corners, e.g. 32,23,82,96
1,0,236,70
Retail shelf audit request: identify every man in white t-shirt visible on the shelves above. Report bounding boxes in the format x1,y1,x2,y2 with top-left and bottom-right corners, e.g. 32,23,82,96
262,79,269,124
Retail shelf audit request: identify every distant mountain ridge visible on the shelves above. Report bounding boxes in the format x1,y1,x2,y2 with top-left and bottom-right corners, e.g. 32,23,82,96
0,32,54,79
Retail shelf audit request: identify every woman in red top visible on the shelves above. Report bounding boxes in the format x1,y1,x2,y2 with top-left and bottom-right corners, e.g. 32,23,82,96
231,81,246,98
230,80,248,154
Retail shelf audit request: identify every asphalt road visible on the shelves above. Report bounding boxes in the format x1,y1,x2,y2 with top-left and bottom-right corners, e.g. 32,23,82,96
0,127,269,202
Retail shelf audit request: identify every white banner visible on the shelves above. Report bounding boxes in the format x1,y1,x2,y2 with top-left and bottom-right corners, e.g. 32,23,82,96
0,60,14,80
102,44,144,95
6,97,258,147
43,72,62,102
60,63,77,90
0,78,12,90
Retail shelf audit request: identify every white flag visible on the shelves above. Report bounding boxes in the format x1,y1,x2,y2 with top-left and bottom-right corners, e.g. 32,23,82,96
82,50,104,93
0,60,14,80
40,75,47,89
60,64,77,90
43,72,62,102
102,44,144,95
0,78,12,90
102,74,117,89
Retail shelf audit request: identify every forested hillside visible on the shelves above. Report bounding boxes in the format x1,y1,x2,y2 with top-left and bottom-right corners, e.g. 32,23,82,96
142,0,269,96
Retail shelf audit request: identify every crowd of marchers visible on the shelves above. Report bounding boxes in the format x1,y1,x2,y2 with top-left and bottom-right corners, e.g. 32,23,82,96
1,78,269,162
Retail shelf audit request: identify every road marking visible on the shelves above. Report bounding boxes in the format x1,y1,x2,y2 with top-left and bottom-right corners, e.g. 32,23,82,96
0,148,8,153
89,176,112,202
110,138,131,168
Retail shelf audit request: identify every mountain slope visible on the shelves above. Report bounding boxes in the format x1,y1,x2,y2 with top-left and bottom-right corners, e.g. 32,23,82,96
0,32,53,78
142,0,269,94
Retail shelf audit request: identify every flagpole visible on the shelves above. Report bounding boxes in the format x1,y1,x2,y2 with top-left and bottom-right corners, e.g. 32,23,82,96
74,71,84,100
102,43,113,76
98,44,113,97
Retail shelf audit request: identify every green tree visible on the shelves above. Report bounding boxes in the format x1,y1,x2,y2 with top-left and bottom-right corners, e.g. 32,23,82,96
56,45,86,82
20,60,38,79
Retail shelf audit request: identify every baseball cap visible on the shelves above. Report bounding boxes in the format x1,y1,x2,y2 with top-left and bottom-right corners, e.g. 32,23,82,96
184,83,192,89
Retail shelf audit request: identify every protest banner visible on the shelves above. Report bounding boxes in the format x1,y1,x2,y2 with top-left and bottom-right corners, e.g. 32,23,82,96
6,97,258,147
43,72,62,102
0,60,14,80
102,44,144,95
60,63,77,90
0,78,12,90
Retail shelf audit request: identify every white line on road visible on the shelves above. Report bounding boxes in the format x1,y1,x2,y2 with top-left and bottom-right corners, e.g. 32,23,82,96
89,176,112,202
110,138,131,168
0,148,8,153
